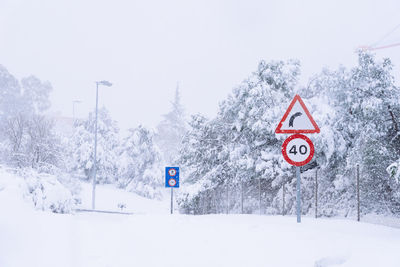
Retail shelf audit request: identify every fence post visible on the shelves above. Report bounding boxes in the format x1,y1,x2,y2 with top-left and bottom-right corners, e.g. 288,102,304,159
282,181,285,216
259,177,262,215
226,183,229,214
357,164,360,222
315,168,318,219
241,178,244,214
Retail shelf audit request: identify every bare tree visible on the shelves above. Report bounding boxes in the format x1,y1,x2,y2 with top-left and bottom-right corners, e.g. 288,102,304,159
26,115,60,170
4,114,27,167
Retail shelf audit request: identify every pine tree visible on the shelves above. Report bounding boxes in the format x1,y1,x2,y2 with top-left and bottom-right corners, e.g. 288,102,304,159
155,84,187,165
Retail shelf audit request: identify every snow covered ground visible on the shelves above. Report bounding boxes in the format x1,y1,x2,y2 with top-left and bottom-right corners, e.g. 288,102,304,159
77,182,169,214
0,172,399,267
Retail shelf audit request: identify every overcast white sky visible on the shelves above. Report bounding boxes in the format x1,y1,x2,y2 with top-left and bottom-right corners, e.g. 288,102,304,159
1,0,400,130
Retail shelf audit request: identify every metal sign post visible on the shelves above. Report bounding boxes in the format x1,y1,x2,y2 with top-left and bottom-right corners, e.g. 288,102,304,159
165,167,179,215
171,187,174,214
296,166,301,223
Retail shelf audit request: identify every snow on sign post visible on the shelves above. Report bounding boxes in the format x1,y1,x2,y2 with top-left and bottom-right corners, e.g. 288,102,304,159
275,95,320,223
165,167,179,214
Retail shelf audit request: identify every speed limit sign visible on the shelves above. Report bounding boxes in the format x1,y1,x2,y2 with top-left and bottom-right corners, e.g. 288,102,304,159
168,168,177,177
168,178,177,187
281,134,314,166
275,95,319,223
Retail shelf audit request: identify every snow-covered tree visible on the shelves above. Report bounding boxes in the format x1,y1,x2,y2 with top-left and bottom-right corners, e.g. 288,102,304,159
21,75,52,114
118,126,163,199
25,115,61,171
336,52,400,214
0,65,57,170
0,65,79,213
70,107,120,184
155,85,187,165
178,52,400,216
305,51,400,216
0,65,52,121
178,59,301,214
1,113,61,171
0,65,21,119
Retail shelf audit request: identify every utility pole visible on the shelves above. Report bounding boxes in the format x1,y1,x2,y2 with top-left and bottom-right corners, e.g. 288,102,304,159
72,100,82,120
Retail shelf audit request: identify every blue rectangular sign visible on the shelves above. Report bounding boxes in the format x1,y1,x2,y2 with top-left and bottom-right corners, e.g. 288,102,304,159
165,167,179,188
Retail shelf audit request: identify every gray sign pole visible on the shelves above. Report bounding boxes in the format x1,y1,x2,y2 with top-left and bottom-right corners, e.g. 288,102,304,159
296,166,301,223
171,187,173,214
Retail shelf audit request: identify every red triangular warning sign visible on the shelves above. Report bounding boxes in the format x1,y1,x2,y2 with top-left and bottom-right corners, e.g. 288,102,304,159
275,95,320,134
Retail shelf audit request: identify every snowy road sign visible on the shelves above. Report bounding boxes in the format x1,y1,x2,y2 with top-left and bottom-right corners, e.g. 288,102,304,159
281,134,314,166
275,95,320,223
275,95,320,134
165,167,179,188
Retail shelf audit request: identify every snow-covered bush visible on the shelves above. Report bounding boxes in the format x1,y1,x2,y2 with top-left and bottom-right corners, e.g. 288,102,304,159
17,168,80,213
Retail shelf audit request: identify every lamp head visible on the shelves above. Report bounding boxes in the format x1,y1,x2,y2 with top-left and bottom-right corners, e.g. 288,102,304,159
97,80,112,87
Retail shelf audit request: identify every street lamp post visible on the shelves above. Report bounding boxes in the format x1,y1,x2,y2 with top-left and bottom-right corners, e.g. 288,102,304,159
72,100,82,120
92,80,112,210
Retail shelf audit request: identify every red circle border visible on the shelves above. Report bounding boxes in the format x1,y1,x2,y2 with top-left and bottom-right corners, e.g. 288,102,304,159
168,178,177,187
168,169,177,177
281,134,315,166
